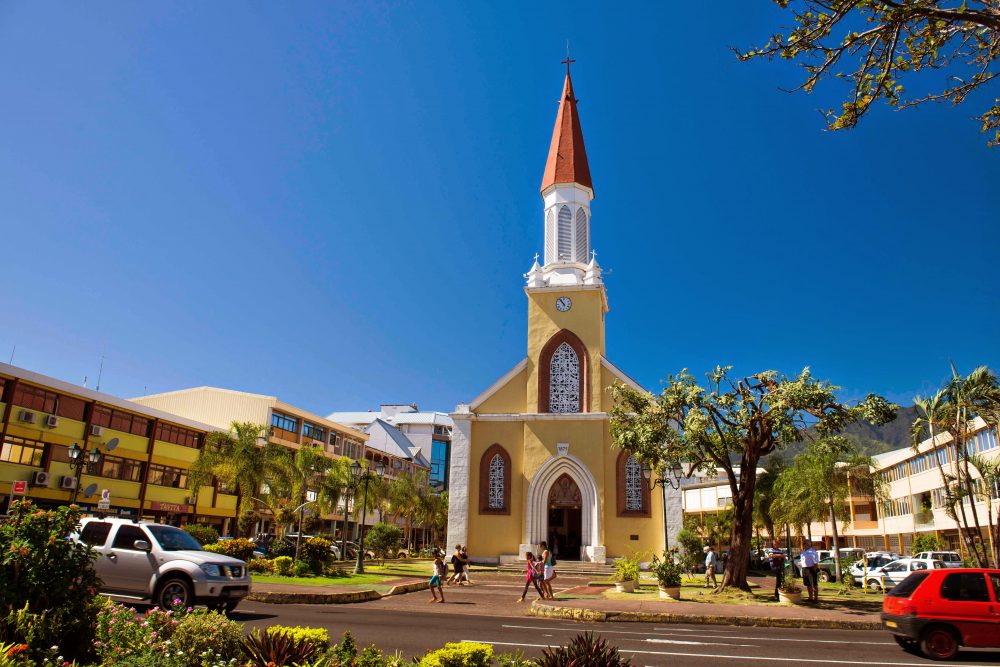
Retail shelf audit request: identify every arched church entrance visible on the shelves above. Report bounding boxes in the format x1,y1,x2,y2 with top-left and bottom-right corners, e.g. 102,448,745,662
547,474,582,561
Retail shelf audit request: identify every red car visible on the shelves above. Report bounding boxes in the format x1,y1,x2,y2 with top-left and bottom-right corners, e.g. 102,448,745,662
882,568,1000,660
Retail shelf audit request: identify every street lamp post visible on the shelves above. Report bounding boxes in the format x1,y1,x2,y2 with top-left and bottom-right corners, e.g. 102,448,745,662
642,462,685,552
341,482,355,564
67,442,103,505
351,459,385,574
292,500,315,563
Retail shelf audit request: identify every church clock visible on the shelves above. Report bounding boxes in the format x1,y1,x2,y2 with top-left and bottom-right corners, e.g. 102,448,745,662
555,297,572,312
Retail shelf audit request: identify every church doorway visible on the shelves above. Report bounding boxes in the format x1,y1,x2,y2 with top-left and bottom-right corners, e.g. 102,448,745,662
547,473,583,561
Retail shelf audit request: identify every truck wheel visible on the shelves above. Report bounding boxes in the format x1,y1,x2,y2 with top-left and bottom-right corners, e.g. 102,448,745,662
156,576,193,610
818,571,831,583
920,626,959,661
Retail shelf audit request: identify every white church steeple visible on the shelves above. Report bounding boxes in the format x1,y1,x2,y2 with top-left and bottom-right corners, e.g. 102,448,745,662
528,60,601,288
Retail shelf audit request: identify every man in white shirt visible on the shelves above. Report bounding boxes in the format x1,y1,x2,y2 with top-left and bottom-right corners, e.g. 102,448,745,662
800,540,820,602
703,546,719,588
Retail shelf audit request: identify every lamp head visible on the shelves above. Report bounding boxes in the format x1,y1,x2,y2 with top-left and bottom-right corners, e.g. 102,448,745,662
641,462,652,481
68,443,81,461
88,448,102,464
375,461,386,477
350,460,362,479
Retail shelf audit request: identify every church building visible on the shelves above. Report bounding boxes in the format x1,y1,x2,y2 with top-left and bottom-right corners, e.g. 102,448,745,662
446,64,682,563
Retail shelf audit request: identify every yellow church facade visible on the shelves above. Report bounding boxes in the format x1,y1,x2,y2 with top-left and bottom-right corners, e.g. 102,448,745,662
446,66,681,563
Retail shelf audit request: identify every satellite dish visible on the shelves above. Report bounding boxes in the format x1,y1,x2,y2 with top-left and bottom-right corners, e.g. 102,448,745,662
105,438,119,451
83,483,99,498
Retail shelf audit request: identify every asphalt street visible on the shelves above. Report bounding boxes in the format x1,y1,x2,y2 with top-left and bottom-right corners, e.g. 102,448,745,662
232,601,1000,666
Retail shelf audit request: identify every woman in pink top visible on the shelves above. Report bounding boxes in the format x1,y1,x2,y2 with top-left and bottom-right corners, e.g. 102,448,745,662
517,552,545,603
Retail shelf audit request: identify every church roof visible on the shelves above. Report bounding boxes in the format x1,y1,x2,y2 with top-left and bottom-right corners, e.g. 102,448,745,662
540,68,593,194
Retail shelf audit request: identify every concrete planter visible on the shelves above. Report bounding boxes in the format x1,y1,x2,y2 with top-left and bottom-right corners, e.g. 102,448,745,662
658,585,682,600
614,580,638,593
778,590,803,604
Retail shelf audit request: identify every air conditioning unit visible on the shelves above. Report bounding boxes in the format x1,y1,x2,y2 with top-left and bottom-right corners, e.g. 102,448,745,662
17,410,36,425
60,476,78,490
90,425,104,437
183,496,193,505
30,471,50,486
45,415,59,428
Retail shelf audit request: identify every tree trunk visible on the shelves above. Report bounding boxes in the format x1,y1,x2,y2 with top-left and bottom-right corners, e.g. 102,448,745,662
719,474,756,592
829,496,841,584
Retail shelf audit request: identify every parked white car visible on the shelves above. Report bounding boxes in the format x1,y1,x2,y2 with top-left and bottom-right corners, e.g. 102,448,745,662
850,553,900,584
862,557,947,591
912,550,964,568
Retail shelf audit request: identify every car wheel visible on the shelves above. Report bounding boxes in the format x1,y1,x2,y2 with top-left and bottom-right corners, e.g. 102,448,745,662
866,579,882,592
208,600,239,615
920,626,959,661
818,571,831,583
156,576,193,610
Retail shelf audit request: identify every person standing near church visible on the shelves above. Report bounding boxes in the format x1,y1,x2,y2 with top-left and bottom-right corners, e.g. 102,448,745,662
540,540,557,599
800,540,820,603
768,541,787,601
703,546,719,588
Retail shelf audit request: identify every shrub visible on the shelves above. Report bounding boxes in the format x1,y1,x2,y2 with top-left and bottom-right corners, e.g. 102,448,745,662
364,523,403,559
911,533,944,553
266,625,329,651
650,550,684,587
0,500,102,663
94,603,182,665
293,559,312,577
496,651,537,667
242,628,319,667
303,537,334,571
169,610,242,666
676,528,703,573
267,537,295,559
273,556,294,576
183,524,220,546
612,552,644,583
537,633,630,667
247,558,274,574
202,538,255,562
418,642,493,667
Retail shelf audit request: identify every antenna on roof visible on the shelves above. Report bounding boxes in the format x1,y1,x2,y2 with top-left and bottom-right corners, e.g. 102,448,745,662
96,353,105,392
8,345,14,365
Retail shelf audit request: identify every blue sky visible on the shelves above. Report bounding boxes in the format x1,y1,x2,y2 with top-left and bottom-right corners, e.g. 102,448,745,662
2,1,997,417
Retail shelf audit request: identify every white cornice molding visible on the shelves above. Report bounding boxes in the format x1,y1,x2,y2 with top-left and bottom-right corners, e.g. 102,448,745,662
600,357,645,393
471,412,608,422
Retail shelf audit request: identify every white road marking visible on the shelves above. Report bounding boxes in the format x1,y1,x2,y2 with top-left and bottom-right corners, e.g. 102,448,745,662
500,623,892,645
462,640,991,666
644,639,755,647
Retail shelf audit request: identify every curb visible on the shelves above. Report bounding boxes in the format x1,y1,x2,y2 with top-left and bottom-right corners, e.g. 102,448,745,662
247,580,428,605
528,602,882,631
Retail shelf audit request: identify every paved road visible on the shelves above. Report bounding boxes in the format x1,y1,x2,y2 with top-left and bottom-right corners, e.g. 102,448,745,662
232,601,1000,666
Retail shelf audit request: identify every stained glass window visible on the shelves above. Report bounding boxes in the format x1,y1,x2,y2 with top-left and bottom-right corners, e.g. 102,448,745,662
488,453,505,510
549,342,580,413
625,455,643,511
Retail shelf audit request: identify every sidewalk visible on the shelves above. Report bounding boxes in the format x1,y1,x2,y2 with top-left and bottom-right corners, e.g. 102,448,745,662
529,596,882,630
248,577,427,604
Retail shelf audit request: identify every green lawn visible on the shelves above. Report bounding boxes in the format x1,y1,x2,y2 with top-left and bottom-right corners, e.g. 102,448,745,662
252,561,432,588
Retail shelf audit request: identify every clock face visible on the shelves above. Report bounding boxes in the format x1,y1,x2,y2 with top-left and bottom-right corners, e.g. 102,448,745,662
555,297,572,312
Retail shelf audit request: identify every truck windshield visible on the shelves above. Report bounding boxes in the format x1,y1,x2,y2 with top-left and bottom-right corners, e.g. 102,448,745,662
146,526,203,551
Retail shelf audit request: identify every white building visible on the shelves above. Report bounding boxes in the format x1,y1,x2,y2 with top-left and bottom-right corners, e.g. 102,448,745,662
328,404,453,490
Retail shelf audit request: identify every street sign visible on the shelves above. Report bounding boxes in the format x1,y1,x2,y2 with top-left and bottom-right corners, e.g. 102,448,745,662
11,481,27,495
97,488,111,511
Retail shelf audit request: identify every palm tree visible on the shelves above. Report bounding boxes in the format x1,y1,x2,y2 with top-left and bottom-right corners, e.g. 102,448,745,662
317,458,355,557
753,460,785,545
386,471,428,549
269,445,330,559
188,422,285,536
967,454,1000,568
416,491,448,548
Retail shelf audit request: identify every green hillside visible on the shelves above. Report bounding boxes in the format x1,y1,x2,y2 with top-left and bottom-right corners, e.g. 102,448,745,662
774,405,918,462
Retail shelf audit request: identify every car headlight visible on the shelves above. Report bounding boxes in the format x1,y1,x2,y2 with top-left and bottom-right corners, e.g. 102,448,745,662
200,564,223,577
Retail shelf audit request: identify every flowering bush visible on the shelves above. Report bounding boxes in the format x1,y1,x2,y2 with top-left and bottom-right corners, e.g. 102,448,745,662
0,501,102,663
202,538,255,562
273,556,294,576
182,525,219,546
94,602,184,665
169,610,243,666
246,558,274,574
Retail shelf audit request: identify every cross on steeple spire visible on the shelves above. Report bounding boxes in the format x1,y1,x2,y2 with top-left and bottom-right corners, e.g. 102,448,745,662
561,41,575,75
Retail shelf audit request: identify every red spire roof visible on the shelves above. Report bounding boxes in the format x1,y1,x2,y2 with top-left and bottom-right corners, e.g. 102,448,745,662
540,68,592,194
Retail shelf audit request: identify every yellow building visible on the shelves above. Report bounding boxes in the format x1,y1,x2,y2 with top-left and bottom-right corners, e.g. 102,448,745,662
445,66,682,564
0,362,237,528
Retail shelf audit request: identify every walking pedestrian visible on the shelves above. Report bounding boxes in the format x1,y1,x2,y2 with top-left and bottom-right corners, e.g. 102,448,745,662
540,540,557,599
800,539,820,603
703,545,719,588
517,552,545,602
768,541,786,601
447,544,464,585
458,545,473,585
429,550,446,603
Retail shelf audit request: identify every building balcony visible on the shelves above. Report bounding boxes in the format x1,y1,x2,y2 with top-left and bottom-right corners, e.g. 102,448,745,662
914,510,935,528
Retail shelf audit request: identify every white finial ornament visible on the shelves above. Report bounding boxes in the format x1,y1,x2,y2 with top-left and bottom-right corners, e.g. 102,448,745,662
526,255,545,287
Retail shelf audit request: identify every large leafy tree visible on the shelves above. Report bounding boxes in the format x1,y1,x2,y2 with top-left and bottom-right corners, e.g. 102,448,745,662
417,490,449,548
610,366,895,591
738,1,1000,146
189,421,286,536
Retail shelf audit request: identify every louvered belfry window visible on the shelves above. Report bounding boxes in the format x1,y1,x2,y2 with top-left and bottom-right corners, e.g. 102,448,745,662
557,205,573,261
575,208,588,262
488,454,505,510
625,454,643,511
544,210,555,264
549,342,580,413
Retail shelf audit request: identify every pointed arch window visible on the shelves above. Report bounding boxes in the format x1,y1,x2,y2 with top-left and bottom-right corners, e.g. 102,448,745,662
575,208,588,263
538,329,588,413
479,444,511,515
616,451,651,517
557,205,572,261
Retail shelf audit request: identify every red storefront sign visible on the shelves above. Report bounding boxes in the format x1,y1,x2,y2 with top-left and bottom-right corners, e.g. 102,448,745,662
149,501,191,513
11,481,27,495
